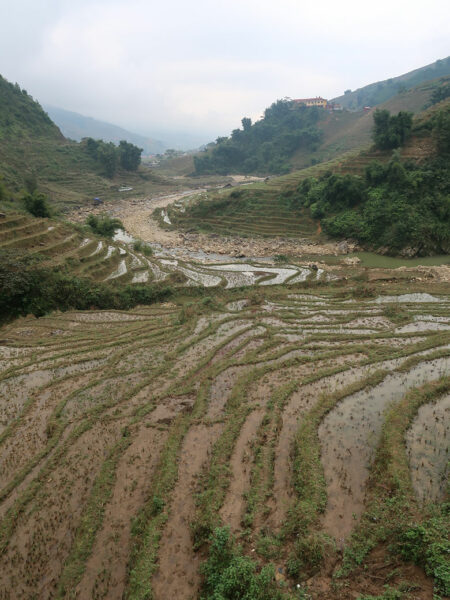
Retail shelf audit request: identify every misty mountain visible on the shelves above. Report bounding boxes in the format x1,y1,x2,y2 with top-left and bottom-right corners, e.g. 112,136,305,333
43,105,166,155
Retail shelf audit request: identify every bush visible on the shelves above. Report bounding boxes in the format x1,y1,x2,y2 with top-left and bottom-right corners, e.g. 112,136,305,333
398,507,450,596
86,214,124,238
22,191,51,217
133,239,153,255
200,527,286,600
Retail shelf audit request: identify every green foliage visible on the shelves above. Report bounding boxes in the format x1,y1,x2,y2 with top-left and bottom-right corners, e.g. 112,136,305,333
298,155,449,255
22,190,51,217
433,105,450,155
0,177,9,203
286,533,334,579
82,137,142,177
0,250,172,322
86,214,124,238
194,99,323,175
429,81,450,106
357,587,403,600
151,496,165,515
372,109,413,150
133,239,153,255
119,140,143,171
398,505,450,596
200,527,286,600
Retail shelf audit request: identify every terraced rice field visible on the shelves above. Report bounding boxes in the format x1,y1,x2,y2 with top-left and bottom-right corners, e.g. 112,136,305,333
0,286,449,599
167,191,321,240
166,137,435,241
0,213,332,288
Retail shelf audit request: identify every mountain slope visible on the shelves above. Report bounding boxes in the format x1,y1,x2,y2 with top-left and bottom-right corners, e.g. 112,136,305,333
0,75,62,141
331,56,450,110
0,73,177,208
44,105,166,155
290,75,450,169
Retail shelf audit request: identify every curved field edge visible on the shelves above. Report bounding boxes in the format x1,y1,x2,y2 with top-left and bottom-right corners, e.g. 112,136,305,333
335,376,450,596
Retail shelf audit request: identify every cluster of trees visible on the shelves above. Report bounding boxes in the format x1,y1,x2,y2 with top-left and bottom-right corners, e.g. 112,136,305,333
194,99,323,175
291,154,449,255
82,137,143,178
372,109,413,150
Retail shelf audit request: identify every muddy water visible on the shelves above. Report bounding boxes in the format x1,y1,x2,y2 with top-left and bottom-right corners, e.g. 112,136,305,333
319,357,450,541
406,393,450,503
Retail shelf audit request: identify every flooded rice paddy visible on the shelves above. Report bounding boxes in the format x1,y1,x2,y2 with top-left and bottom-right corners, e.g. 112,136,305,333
0,285,448,599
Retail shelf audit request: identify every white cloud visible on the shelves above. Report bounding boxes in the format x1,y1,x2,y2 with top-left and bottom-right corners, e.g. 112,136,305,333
0,0,448,142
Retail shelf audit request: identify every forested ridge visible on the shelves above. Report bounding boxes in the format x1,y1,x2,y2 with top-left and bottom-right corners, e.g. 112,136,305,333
194,99,324,175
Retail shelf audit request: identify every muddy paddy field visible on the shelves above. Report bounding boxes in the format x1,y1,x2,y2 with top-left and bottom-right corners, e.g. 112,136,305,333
0,274,449,599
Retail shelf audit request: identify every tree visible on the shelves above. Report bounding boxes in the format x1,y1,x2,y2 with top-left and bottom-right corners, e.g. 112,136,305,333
118,140,143,171
97,142,118,178
83,137,100,158
241,117,252,131
372,109,412,150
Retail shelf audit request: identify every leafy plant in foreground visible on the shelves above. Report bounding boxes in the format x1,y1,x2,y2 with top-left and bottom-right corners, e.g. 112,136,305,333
200,527,287,600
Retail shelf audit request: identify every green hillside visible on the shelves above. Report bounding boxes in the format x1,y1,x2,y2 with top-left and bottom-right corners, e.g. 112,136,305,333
0,74,177,209
332,56,450,110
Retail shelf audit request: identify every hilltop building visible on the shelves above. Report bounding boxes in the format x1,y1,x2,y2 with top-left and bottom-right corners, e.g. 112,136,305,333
293,96,328,108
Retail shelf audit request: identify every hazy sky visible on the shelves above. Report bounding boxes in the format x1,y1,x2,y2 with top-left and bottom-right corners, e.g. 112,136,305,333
0,0,449,143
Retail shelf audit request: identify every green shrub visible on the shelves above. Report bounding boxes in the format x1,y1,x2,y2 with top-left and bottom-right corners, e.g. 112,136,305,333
86,214,124,238
200,527,286,600
151,496,165,515
22,190,51,217
133,239,153,255
398,507,450,596
286,533,334,579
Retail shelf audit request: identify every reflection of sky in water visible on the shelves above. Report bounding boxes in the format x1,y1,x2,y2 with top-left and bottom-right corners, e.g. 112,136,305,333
113,228,135,244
